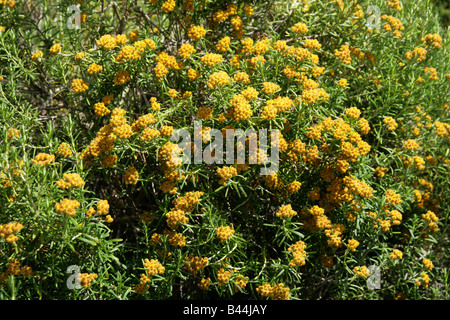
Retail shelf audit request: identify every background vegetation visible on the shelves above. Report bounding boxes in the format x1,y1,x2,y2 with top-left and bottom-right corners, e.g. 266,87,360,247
0,0,448,300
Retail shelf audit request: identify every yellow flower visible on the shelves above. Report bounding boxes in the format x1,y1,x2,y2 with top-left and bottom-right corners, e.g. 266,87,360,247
32,153,55,166
403,139,419,150
338,78,348,87
49,44,62,55
390,249,403,259
161,0,175,13
201,53,223,66
216,226,235,242
383,116,398,131
216,36,231,52
123,166,139,185
54,199,81,217
353,266,370,278
31,50,43,61
208,71,230,89
187,25,206,41
113,70,130,85
71,78,89,93
217,268,232,286
276,204,297,218
347,239,360,252
291,22,308,33
87,63,103,74
178,43,196,59
97,34,117,49
385,189,402,205
422,258,433,271
345,107,361,119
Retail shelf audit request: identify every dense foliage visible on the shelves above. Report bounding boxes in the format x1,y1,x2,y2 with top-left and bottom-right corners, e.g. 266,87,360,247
0,0,449,300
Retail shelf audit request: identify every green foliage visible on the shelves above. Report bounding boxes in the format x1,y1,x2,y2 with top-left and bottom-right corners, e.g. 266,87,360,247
0,0,448,300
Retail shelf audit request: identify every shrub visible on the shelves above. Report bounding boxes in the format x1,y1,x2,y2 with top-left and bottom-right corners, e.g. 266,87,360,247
0,0,448,300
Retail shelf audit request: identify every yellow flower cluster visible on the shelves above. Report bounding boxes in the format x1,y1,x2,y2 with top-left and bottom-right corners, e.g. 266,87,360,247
96,34,116,49
343,175,374,198
0,222,23,243
345,107,361,119
217,166,238,185
87,63,103,74
164,230,186,247
123,166,139,185
198,278,211,290
94,102,110,117
216,36,231,52
385,189,402,205
115,45,141,62
405,47,427,62
347,239,360,252
288,240,307,267
144,258,165,276
422,258,433,271
415,272,430,288
286,181,302,194
54,198,81,217
197,107,213,120
166,209,188,229
276,204,297,218
261,82,280,95
381,15,404,37
187,25,206,41
383,116,398,131
387,0,402,11
96,199,110,216
324,224,345,248
184,256,209,274
291,22,308,33
216,226,235,242
56,173,85,189
49,43,61,55
71,78,89,93
402,139,419,150
233,273,249,292
161,0,175,13
423,33,442,49
31,50,43,61
213,4,238,23
201,53,223,66
75,52,85,61
79,273,98,288
390,249,403,259
256,283,290,300
421,210,439,231
301,88,330,105
172,191,203,212
217,268,232,286
155,52,183,70
208,71,230,89
141,128,160,141
334,45,352,64
353,266,370,278
434,121,450,138
32,153,55,166
113,70,130,85
0,259,33,285
178,43,196,59
55,142,72,157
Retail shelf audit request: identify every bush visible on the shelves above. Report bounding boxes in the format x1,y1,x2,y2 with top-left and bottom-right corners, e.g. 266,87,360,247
0,0,448,300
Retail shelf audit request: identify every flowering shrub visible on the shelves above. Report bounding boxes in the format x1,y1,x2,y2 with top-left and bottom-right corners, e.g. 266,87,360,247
0,0,449,300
